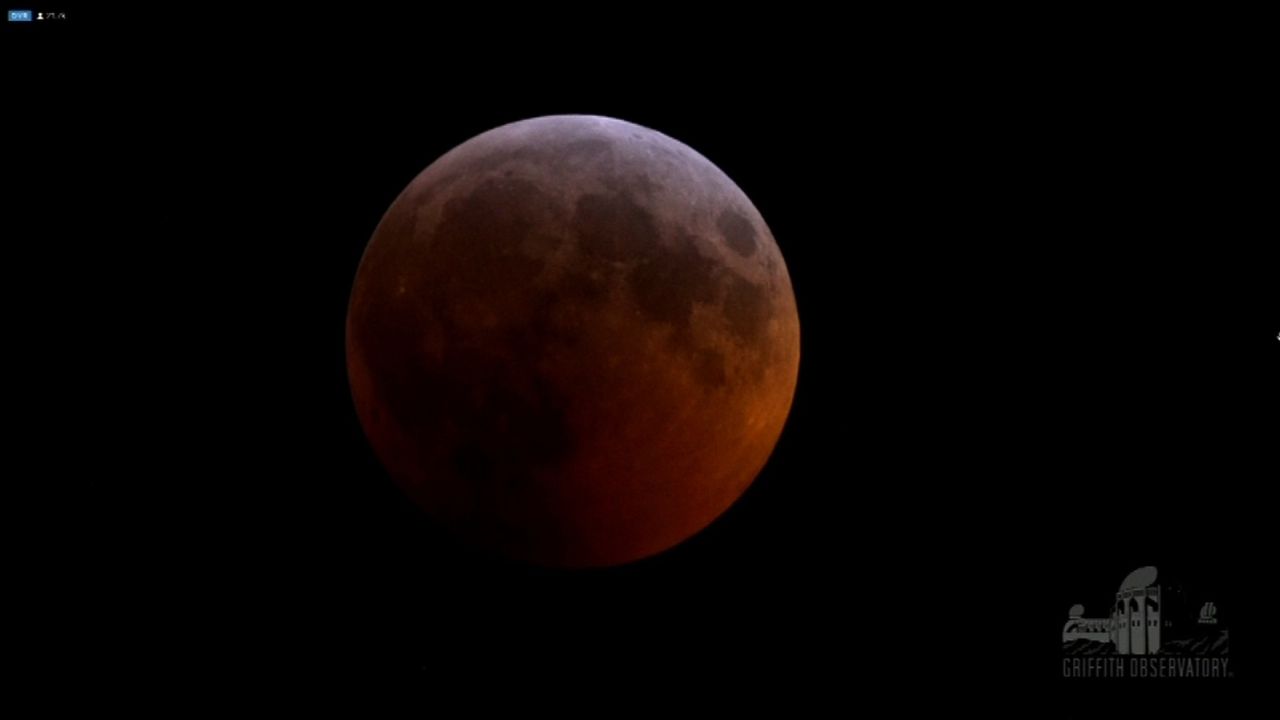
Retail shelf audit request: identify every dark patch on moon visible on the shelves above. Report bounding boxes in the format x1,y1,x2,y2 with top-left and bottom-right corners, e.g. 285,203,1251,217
448,368,575,490
440,176,546,245
439,350,579,562
717,209,758,257
573,191,659,265
722,275,772,345
354,175,582,489
355,298,578,538
626,232,720,332
431,176,558,290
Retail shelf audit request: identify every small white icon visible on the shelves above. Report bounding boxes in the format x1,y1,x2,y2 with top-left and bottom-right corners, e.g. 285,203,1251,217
1199,601,1218,624
36,12,43,20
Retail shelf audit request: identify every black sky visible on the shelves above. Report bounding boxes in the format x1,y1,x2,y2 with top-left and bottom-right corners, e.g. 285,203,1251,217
7,8,1275,712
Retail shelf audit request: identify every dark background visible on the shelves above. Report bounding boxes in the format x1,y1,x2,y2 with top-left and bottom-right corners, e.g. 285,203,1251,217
8,8,1275,712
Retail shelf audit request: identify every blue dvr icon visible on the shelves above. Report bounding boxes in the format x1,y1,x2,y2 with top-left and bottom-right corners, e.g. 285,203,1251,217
9,9,34,21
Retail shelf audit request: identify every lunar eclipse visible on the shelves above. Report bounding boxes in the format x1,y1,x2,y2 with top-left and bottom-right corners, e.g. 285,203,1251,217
347,115,799,568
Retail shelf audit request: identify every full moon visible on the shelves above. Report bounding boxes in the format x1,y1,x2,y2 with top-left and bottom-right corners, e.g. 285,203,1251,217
347,115,800,568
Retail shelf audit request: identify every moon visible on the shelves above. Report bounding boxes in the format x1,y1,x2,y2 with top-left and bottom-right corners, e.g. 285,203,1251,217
347,115,799,568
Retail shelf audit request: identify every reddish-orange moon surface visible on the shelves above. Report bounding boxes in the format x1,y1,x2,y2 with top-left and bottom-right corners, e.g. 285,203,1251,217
347,116,800,568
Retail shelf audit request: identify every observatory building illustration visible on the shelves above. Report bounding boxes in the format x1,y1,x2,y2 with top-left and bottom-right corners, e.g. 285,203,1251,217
1062,565,1215,656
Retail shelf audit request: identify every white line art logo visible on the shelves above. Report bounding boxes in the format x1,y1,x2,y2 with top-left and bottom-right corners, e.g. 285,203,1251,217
1199,602,1218,625
1061,566,1231,678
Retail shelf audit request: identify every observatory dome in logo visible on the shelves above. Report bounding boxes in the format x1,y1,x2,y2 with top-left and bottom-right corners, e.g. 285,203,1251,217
1061,566,1230,679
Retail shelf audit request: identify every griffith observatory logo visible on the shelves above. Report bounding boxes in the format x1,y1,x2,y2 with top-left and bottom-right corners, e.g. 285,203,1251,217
1061,566,1230,679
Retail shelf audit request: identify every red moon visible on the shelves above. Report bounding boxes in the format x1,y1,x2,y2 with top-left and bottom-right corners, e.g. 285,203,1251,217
347,116,799,568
